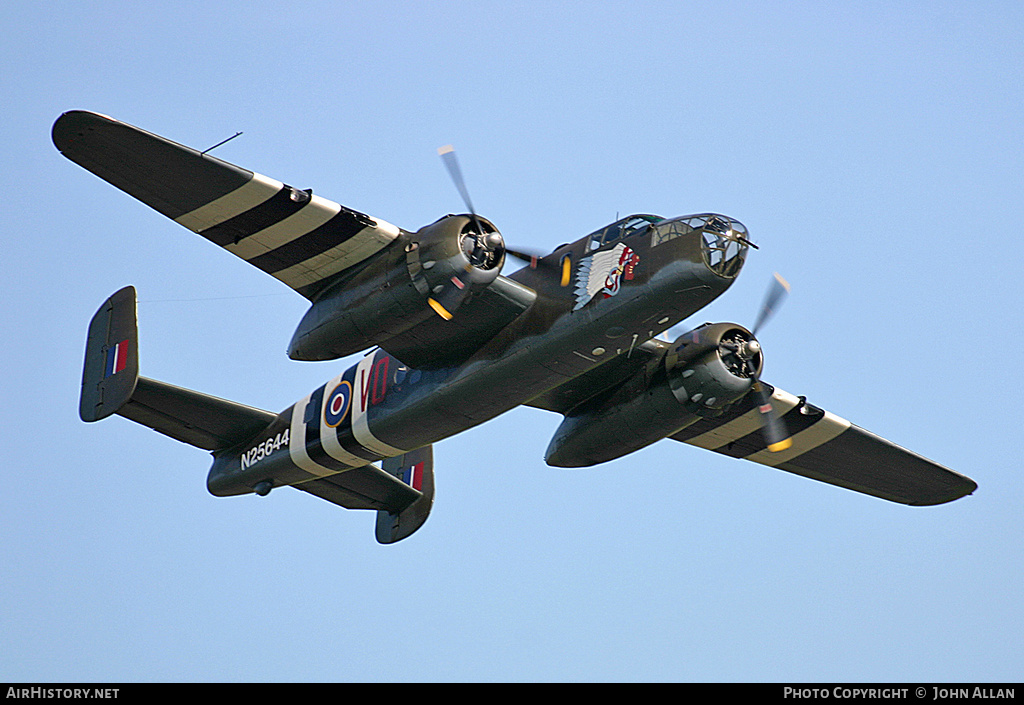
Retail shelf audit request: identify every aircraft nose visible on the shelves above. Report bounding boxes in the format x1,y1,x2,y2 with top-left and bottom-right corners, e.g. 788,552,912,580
652,214,751,279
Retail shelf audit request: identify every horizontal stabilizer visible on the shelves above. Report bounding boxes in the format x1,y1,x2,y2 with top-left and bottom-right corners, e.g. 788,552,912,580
293,464,422,513
81,286,277,451
120,378,278,451
669,385,976,506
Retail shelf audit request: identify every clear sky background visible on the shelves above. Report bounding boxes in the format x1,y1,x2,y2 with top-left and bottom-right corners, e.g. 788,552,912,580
2,1,1022,682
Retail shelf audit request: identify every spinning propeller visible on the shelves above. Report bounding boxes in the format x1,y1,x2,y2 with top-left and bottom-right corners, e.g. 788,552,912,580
722,272,793,452
438,146,567,282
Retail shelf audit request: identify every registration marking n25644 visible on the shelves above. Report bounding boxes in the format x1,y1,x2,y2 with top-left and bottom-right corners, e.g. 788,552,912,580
240,429,290,470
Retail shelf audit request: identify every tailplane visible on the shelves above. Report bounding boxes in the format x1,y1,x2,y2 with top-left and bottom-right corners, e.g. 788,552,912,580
81,286,434,542
80,286,277,451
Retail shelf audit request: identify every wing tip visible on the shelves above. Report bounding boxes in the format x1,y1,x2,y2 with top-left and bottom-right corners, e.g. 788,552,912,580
52,110,116,152
907,477,978,506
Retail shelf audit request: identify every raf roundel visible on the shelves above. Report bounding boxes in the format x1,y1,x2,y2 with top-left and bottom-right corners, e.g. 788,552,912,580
324,381,352,427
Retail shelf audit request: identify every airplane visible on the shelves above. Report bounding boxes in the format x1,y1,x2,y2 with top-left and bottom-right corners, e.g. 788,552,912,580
54,110,977,544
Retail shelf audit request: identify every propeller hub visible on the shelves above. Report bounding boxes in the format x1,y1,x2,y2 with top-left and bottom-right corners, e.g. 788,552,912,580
738,339,761,360
483,232,503,250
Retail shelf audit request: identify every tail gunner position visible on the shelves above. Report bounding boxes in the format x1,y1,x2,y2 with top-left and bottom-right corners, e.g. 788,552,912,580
56,111,976,543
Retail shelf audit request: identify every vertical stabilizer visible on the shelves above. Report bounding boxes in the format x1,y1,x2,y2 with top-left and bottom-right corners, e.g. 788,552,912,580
80,286,139,422
376,445,435,544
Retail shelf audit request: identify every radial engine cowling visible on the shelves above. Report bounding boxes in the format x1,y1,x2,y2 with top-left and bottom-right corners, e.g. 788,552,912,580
665,322,762,412
406,214,505,320
288,214,504,361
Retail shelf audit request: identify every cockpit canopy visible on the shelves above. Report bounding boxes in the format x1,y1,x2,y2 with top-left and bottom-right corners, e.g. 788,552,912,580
586,214,662,252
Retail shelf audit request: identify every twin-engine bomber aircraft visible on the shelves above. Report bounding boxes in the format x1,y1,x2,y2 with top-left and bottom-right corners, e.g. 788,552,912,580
55,110,977,543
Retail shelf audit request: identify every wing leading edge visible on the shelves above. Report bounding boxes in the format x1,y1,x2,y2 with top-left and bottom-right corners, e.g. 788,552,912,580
53,110,401,299
668,385,976,506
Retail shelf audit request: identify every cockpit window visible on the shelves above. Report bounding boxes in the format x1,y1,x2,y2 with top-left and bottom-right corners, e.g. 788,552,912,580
586,214,662,252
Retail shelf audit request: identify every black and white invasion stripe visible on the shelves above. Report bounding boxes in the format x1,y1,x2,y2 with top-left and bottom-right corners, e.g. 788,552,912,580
672,387,850,467
174,172,401,298
669,385,975,505
52,111,402,301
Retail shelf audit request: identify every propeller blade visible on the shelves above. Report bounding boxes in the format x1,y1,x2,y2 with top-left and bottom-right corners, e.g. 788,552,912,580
746,272,793,450
752,272,790,335
438,145,476,215
433,144,488,319
427,297,454,321
504,246,548,269
752,377,792,452
560,253,572,287
439,144,495,267
504,247,539,265
504,247,572,285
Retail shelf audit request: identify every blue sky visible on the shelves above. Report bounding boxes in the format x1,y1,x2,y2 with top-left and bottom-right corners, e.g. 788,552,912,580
2,1,1022,682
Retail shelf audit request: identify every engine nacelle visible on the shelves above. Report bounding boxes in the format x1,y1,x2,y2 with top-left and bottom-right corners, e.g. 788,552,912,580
664,322,761,412
544,322,760,467
406,214,504,319
288,214,505,361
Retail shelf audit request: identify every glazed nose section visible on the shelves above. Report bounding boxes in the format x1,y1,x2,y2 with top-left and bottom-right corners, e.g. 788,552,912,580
699,215,750,278
651,214,751,279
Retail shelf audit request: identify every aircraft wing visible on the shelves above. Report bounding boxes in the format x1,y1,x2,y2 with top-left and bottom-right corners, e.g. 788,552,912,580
52,111,402,300
667,384,977,506
527,337,975,506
